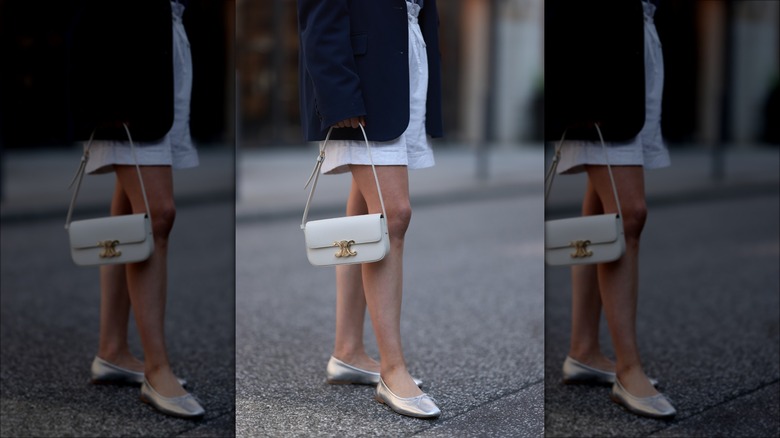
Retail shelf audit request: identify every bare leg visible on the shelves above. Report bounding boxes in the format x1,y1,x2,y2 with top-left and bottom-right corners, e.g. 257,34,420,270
96,182,143,372
586,165,657,397
350,164,421,398
568,180,615,371
332,177,379,372
114,165,185,398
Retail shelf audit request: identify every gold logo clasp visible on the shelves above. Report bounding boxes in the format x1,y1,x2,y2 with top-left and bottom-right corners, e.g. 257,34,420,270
333,240,357,258
98,240,122,258
570,240,593,258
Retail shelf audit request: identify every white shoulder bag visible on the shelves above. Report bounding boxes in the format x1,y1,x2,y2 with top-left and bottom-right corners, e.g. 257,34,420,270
301,125,390,266
65,123,154,266
544,124,626,265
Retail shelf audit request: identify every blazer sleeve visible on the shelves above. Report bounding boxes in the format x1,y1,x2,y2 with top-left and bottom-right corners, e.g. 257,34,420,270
297,0,366,131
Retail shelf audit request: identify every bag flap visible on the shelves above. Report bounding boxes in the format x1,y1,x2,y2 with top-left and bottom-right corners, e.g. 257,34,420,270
304,214,385,249
545,214,622,249
69,214,150,249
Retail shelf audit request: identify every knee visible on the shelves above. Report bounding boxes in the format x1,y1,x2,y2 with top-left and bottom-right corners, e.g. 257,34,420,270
620,200,647,243
385,202,412,240
149,202,176,244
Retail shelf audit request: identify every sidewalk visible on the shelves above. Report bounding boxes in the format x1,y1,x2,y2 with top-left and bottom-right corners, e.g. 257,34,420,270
545,145,780,215
2,143,777,221
236,143,543,221
545,181,779,437
0,145,234,222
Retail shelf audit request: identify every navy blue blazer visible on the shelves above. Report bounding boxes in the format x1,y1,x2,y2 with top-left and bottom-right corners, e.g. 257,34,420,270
297,0,443,142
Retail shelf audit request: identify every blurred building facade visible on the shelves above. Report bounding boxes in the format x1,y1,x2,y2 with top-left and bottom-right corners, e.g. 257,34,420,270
657,0,779,146
0,0,235,148
238,0,778,149
0,1,775,149
237,0,545,147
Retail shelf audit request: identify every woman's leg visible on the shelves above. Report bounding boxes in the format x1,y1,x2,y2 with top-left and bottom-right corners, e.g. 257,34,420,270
331,177,379,372
349,164,421,398
567,180,615,371
586,165,657,397
95,182,143,372
114,165,186,398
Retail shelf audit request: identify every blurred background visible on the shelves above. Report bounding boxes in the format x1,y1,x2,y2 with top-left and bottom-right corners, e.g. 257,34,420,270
0,0,235,148
4,0,774,182
236,0,545,147
653,0,779,167
0,0,236,213
237,0,778,149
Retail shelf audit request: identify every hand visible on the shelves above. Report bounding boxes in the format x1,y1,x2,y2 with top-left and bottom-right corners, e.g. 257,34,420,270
333,116,366,129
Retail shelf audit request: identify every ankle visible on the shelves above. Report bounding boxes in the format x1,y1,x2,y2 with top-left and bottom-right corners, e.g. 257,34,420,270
143,362,172,379
380,367,422,398
615,362,646,380
616,366,658,397
145,367,186,398
97,348,142,367
380,362,409,378
568,349,604,364
332,349,360,362
333,349,371,363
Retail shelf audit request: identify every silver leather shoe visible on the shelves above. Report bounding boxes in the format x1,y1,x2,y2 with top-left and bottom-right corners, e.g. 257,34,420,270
326,356,423,387
140,378,205,419
91,356,187,387
610,377,676,419
375,378,440,419
562,356,658,387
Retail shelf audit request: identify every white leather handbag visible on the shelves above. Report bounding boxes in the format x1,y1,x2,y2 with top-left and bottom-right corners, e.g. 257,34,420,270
544,124,626,265
301,125,390,266
65,124,154,266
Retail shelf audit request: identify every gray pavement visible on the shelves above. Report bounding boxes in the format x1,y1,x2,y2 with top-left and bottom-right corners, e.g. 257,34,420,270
2,142,778,437
0,145,234,222
1,148,235,437
235,194,545,437
3,142,777,220
543,144,780,437
233,142,778,437
235,142,543,221
545,193,780,437
545,145,780,214
234,143,545,436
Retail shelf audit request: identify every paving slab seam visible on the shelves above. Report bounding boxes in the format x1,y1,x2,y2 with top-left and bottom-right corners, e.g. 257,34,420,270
236,183,540,224
645,379,780,437
407,380,544,437
0,193,235,225
547,182,780,217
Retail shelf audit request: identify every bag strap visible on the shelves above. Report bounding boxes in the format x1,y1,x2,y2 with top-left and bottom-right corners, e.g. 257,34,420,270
301,124,387,229
544,123,623,218
65,123,152,229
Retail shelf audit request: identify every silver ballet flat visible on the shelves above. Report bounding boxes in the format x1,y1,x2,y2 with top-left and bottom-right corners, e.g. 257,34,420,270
375,378,440,419
562,356,658,387
140,378,205,419
326,356,423,387
90,356,187,387
610,377,676,419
